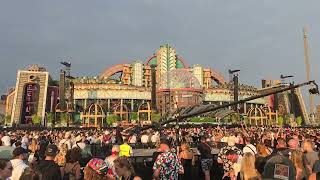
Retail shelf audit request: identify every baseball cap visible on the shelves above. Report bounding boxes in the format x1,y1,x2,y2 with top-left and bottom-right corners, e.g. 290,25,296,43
12,147,28,157
45,144,58,157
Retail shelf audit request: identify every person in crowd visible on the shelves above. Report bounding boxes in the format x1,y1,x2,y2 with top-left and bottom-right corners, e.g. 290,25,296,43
83,158,114,180
240,152,261,180
54,143,68,167
59,132,72,150
105,145,120,177
128,134,137,144
263,139,273,155
179,142,194,180
0,159,12,180
141,133,149,148
79,139,92,167
21,133,29,150
114,157,142,180
19,166,42,180
197,136,213,180
312,152,320,173
28,138,39,163
290,150,308,180
34,144,62,180
119,138,133,157
242,137,257,155
263,154,296,180
151,132,160,148
115,127,124,145
255,143,270,175
273,137,288,156
0,135,14,160
37,136,49,161
281,138,300,157
218,135,243,178
10,147,29,180
72,135,85,149
62,147,81,180
303,140,319,173
13,141,22,149
153,139,184,180
288,138,299,150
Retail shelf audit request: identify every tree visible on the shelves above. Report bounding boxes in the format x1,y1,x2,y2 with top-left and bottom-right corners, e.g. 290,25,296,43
283,115,290,125
31,114,41,125
46,112,54,124
60,113,69,125
151,113,161,122
130,112,138,121
278,116,284,126
296,116,302,126
107,114,118,125
4,115,11,125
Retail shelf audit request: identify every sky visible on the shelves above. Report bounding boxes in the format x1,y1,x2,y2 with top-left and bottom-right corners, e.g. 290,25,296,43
0,0,320,109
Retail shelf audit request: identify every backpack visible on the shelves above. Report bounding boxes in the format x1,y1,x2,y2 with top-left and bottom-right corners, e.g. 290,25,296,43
63,163,78,180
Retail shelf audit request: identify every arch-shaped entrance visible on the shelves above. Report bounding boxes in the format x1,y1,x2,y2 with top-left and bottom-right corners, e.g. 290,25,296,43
113,103,129,121
81,104,106,127
247,107,267,126
137,102,151,123
262,106,278,125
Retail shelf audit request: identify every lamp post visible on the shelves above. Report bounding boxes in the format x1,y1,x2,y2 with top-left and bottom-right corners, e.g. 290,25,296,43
228,69,240,112
59,61,74,127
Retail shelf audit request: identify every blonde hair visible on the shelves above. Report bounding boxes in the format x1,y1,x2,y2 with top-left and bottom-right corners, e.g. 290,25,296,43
240,153,260,180
256,143,269,157
290,150,304,170
181,142,190,151
111,145,120,153
83,166,108,180
114,157,135,176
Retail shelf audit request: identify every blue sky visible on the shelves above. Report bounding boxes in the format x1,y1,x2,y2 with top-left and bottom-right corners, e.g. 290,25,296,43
0,0,319,108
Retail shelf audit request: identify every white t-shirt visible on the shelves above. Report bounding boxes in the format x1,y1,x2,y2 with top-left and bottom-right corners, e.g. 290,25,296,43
151,134,159,143
21,136,29,149
129,135,137,144
141,135,149,144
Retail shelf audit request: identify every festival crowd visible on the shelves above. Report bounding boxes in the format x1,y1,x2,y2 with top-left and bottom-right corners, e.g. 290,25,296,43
0,125,320,180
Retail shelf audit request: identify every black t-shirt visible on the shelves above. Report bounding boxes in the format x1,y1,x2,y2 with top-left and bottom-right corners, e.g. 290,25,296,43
34,160,62,180
198,142,212,159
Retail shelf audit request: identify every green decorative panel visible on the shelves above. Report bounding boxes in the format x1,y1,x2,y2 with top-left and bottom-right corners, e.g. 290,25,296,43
176,60,184,68
149,58,157,65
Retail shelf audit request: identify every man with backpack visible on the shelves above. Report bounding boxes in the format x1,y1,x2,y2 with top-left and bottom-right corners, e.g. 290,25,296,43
34,144,62,180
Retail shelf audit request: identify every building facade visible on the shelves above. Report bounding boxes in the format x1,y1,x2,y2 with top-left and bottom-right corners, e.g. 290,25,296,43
6,45,288,127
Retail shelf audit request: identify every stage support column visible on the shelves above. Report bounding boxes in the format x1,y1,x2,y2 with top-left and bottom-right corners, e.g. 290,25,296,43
244,103,247,114
120,99,123,120
84,99,87,109
131,99,134,111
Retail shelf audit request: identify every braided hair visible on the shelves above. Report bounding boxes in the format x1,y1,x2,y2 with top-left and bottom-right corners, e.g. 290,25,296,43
114,157,135,176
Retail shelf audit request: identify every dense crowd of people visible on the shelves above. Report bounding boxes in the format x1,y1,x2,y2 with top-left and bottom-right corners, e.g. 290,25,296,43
0,125,320,179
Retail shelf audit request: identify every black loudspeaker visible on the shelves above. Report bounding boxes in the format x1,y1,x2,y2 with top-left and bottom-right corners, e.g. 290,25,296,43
28,75,37,81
